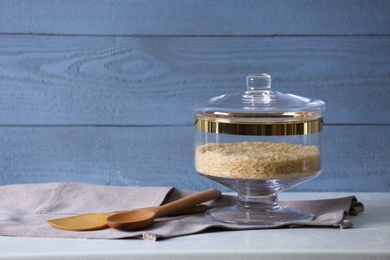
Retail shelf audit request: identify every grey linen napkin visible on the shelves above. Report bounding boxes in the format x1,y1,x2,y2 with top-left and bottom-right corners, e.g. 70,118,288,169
0,182,364,241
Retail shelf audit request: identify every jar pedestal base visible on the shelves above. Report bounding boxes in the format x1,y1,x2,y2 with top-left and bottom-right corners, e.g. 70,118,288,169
205,205,312,226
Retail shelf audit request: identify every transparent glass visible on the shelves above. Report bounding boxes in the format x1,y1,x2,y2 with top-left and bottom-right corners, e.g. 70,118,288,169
194,131,322,225
193,74,325,226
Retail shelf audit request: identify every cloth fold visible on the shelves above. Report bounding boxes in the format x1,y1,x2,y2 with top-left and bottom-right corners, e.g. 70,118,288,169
0,182,364,241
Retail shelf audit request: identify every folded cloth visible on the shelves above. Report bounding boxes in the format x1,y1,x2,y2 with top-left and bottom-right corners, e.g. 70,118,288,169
0,182,364,241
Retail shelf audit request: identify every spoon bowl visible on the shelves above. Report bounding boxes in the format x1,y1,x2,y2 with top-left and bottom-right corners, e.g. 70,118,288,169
47,212,120,231
107,210,157,231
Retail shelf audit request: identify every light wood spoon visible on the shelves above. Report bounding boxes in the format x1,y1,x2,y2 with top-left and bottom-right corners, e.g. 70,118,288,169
47,204,209,231
106,188,221,231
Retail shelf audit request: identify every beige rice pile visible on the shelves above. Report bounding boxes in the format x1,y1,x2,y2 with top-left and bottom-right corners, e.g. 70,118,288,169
195,142,320,179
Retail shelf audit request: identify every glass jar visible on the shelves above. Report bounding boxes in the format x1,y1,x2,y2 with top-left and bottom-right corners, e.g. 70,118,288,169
193,74,326,225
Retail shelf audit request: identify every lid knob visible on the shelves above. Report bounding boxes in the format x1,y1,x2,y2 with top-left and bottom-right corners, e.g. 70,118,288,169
246,74,271,90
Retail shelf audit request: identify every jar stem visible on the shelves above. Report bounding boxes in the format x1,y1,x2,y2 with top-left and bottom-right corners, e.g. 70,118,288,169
237,193,280,211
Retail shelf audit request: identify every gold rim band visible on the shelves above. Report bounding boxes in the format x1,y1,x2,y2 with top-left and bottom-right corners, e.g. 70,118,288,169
194,117,323,136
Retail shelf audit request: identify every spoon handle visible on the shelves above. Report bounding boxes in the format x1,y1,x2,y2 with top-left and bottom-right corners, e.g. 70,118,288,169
155,188,221,218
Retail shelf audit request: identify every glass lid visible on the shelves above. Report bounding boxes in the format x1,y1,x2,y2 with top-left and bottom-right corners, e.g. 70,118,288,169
193,74,326,136
194,74,326,122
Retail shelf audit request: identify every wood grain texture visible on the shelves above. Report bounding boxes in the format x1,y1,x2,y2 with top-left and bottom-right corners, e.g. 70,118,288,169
1,0,389,36
0,35,389,125
0,125,389,191
0,1,389,192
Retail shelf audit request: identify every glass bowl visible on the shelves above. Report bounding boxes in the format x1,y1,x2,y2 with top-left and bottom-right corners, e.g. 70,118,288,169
193,74,326,226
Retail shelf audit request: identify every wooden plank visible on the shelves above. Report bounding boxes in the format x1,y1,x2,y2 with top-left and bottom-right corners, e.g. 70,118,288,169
0,125,389,192
0,35,389,125
0,0,389,36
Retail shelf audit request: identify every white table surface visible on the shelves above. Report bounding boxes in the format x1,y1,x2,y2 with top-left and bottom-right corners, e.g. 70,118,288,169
0,192,389,260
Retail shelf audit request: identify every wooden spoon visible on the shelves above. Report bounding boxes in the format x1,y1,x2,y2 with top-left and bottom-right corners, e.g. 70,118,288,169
47,204,209,231
106,188,221,231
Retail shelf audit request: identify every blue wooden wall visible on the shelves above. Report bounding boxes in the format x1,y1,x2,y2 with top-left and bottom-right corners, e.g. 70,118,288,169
0,0,389,192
